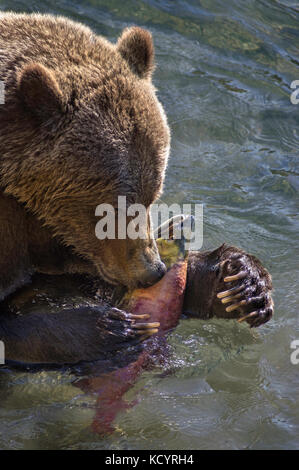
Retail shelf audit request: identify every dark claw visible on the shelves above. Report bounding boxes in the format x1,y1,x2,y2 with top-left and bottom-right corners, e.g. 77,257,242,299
225,299,247,312
248,305,273,328
98,307,160,349
224,271,247,282
127,313,151,320
217,284,245,299
132,322,160,330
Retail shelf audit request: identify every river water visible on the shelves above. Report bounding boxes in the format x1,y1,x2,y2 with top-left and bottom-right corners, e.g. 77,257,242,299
0,0,298,450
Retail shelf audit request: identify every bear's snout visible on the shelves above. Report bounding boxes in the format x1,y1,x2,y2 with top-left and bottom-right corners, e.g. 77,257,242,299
138,260,166,287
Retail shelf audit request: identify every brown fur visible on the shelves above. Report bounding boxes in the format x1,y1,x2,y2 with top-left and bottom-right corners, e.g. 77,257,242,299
0,12,170,295
0,14,274,365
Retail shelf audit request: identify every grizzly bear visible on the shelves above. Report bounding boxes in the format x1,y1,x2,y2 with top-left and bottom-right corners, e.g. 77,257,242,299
0,13,273,365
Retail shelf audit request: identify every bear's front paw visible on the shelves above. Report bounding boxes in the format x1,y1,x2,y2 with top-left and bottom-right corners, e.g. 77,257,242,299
216,249,273,327
100,307,160,348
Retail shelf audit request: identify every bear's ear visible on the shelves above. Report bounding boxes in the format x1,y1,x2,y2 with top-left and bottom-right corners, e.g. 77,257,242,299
117,27,154,79
18,63,65,121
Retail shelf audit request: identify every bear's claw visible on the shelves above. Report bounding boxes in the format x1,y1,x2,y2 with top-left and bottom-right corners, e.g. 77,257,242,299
217,284,245,299
130,321,160,340
225,298,247,312
216,252,274,328
119,309,160,340
238,311,258,323
223,271,247,282
100,308,160,348
132,322,160,330
130,321,160,341
127,313,151,320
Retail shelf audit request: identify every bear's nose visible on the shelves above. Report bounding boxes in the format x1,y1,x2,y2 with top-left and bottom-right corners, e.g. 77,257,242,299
140,261,166,287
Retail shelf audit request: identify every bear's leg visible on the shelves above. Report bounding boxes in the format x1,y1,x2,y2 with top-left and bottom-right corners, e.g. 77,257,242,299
183,244,273,327
0,192,32,301
0,305,158,365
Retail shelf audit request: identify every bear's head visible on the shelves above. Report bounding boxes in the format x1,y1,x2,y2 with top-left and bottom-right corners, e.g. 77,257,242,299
9,26,170,288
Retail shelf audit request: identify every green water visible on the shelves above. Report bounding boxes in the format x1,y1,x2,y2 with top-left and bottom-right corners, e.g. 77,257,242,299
0,0,298,450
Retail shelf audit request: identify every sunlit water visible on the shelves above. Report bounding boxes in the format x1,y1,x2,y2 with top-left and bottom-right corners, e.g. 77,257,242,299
0,0,298,450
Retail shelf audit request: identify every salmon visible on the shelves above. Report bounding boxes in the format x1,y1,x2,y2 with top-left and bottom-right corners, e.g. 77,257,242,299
77,216,192,434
